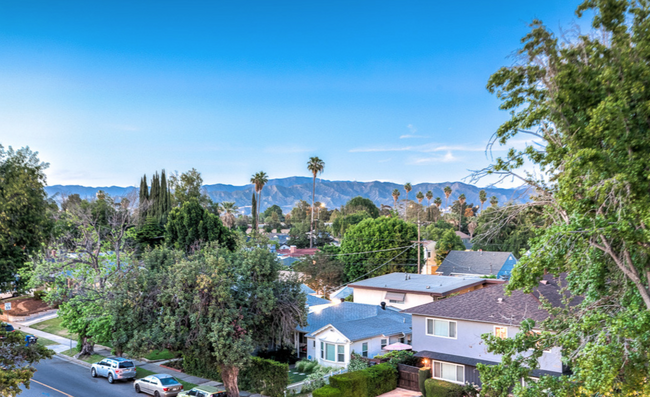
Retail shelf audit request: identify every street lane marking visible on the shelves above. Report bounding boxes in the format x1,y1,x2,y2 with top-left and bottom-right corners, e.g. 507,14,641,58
31,379,74,397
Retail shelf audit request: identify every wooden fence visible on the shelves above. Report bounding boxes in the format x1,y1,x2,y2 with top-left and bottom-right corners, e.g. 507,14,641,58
397,364,420,391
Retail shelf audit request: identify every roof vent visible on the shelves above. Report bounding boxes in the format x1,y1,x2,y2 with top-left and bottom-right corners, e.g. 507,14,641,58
426,286,430,289
497,298,503,303
540,280,548,285
403,318,406,323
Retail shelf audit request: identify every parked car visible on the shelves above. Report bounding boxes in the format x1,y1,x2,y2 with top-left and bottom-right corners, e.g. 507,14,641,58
134,374,183,397
178,385,227,397
2,323,15,332
90,357,137,383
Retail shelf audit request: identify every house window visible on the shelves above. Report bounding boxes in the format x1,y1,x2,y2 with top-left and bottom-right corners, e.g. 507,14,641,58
323,343,345,362
361,342,368,358
528,330,552,353
380,339,388,349
326,344,335,361
426,318,457,339
320,342,324,359
494,326,507,339
433,361,464,384
337,345,345,362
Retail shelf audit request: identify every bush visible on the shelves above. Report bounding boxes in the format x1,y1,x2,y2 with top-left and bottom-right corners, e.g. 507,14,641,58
239,357,289,397
424,378,464,397
33,290,47,301
419,367,431,396
300,365,333,393
181,352,221,381
348,353,369,372
330,371,368,397
328,363,397,397
313,385,343,397
374,350,419,368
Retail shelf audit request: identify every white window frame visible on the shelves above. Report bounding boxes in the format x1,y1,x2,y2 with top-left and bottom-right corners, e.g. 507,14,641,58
432,361,465,384
320,341,324,359
425,318,457,339
494,325,508,339
322,342,345,363
361,342,368,358
380,338,388,349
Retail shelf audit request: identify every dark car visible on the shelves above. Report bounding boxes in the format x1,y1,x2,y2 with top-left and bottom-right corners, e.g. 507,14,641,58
3,324,15,332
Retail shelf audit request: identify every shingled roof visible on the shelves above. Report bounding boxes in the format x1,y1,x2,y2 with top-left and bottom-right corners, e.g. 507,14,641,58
437,250,515,276
403,274,574,326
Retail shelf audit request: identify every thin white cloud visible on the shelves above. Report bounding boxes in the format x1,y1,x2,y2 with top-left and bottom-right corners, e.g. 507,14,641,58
399,134,427,139
400,124,427,139
350,143,486,153
410,151,458,164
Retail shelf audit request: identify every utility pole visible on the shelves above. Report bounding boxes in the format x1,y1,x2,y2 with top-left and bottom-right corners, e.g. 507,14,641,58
417,207,421,274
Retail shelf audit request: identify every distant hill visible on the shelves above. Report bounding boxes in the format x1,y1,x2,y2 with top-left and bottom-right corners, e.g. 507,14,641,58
45,177,531,214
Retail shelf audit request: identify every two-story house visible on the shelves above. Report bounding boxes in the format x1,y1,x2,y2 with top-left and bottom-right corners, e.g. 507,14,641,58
404,276,572,386
437,250,517,279
348,272,503,310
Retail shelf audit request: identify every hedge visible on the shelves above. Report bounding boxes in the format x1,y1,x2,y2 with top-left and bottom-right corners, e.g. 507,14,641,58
312,385,343,397
424,378,464,397
238,356,289,397
313,363,398,397
419,367,431,396
182,352,222,381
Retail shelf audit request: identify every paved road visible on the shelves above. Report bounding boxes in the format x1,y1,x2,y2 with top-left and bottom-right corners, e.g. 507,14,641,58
20,356,138,397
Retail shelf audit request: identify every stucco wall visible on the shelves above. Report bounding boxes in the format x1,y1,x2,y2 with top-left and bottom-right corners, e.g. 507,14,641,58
411,315,563,373
353,288,434,310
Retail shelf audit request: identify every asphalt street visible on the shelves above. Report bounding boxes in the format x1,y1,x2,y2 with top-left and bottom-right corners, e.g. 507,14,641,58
20,356,138,397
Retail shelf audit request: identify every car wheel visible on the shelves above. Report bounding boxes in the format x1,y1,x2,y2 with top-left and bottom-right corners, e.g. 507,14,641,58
135,384,141,393
91,368,97,378
107,373,114,384
154,392,160,397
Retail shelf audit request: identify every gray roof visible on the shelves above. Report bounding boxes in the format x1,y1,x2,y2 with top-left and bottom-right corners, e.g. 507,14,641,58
298,302,412,342
437,251,515,276
301,284,316,294
306,295,331,307
403,274,577,326
348,272,494,297
330,286,353,300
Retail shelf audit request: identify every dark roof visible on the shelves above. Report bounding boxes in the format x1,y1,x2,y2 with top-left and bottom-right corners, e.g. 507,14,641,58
403,275,573,326
437,251,515,276
414,351,564,377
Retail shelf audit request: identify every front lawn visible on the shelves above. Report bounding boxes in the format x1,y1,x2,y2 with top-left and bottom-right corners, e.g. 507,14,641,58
59,348,105,364
136,368,197,390
289,371,308,384
30,317,78,340
143,349,177,361
17,331,57,346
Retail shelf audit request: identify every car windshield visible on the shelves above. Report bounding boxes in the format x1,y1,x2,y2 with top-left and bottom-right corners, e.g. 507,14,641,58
118,362,134,368
159,378,178,386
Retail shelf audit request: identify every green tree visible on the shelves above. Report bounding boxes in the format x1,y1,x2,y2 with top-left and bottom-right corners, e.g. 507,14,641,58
473,1,650,394
0,146,52,293
478,189,487,212
425,191,433,206
489,196,498,208
331,211,371,237
0,320,53,396
170,168,208,206
251,194,257,232
220,201,239,229
166,199,236,252
340,217,419,281
433,197,442,208
262,204,284,221
344,196,379,218
250,171,269,226
293,247,345,295
307,157,325,248
112,244,307,397
415,191,424,205
403,183,412,204
391,189,400,212
443,186,452,209
472,206,543,256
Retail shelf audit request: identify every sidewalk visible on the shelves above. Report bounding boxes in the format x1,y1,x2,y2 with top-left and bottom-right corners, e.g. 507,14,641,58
10,322,77,354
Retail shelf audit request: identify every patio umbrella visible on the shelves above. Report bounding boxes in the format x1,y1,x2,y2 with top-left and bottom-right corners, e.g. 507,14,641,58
382,342,412,351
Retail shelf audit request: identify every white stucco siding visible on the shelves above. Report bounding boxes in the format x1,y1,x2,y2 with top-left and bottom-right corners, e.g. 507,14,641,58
353,288,434,310
309,327,350,368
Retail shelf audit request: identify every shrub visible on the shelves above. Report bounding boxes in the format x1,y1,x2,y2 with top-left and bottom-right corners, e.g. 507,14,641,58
181,352,221,381
304,360,319,373
348,353,369,372
419,367,431,396
295,360,309,373
301,365,333,393
375,350,419,368
330,371,368,397
33,290,47,301
424,378,464,397
364,363,397,395
239,357,289,397
313,385,343,397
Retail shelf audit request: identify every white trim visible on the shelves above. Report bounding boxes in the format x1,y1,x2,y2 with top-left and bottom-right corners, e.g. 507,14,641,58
493,325,508,339
322,342,345,363
432,360,465,384
425,317,457,339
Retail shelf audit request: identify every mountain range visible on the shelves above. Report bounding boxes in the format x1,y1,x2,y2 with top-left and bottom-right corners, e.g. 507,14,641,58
45,177,531,214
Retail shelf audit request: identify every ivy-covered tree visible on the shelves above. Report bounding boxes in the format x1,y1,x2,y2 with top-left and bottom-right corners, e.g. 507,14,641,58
472,1,650,394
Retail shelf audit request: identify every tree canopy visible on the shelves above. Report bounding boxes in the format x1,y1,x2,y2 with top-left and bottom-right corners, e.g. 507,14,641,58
166,199,236,252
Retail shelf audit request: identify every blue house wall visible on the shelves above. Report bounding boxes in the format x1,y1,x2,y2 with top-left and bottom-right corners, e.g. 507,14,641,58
496,255,517,279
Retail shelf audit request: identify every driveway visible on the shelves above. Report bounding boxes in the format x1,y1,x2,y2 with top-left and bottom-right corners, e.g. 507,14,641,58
377,388,422,397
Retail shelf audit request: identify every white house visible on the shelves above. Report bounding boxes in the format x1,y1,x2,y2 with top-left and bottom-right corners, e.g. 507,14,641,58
295,302,412,368
348,272,504,310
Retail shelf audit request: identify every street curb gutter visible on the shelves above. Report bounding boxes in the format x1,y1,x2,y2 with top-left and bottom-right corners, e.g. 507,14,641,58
54,353,92,369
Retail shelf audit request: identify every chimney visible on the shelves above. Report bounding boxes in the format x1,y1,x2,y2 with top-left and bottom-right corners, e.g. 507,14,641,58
290,245,297,254
497,298,503,303
380,302,386,310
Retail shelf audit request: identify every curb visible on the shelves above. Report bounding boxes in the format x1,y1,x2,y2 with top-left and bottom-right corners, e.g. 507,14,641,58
55,353,92,369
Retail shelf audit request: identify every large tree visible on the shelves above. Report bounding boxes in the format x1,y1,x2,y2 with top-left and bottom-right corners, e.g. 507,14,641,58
343,196,380,218
307,157,325,248
472,1,650,394
111,244,307,397
165,199,236,252
0,146,51,293
250,171,269,226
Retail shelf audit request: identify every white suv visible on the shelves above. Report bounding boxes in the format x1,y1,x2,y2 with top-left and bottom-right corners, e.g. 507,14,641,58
90,357,137,383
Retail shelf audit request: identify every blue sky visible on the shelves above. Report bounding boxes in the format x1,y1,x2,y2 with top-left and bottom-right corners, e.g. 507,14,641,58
0,1,587,187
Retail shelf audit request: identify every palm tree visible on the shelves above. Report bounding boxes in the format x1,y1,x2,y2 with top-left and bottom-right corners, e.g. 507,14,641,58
404,183,412,204
426,190,433,206
479,189,487,212
220,202,238,229
434,197,442,208
392,189,400,213
490,196,499,208
250,171,268,226
307,157,325,248
416,191,424,204
458,193,466,232
443,186,452,209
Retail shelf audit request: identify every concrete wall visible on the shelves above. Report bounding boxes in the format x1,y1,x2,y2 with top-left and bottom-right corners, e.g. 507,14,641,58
353,288,435,310
411,315,563,373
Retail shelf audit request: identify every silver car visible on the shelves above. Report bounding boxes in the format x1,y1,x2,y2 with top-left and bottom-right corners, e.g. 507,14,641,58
90,357,137,383
134,374,184,397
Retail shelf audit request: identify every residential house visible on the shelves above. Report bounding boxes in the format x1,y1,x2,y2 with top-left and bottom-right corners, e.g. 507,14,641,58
295,302,412,367
404,276,573,386
348,272,504,310
437,250,517,279
455,231,473,249
422,241,437,274
268,232,291,245
329,286,353,301
277,246,319,267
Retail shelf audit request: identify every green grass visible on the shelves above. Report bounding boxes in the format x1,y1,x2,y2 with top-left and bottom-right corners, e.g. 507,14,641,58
143,349,176,361
289,371,308,384
59,348,105,364
17,331,58,346
30,317,78,340
136,367,197,391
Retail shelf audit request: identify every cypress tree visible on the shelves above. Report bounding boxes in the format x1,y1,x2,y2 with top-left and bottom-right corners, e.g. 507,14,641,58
251,193,257,234
139,175,149,223
160,169,170,223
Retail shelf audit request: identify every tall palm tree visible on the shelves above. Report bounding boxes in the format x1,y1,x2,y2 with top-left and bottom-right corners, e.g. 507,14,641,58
250,171,269,226
404,183,412,204
416,191,424,204
220,202,238,229
479,189,487,212
458,193,466,231
307,157,325,248
434,197,442,208
426,190,433,206
392,189,400,213
490,196,499,208
443,186,452,209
